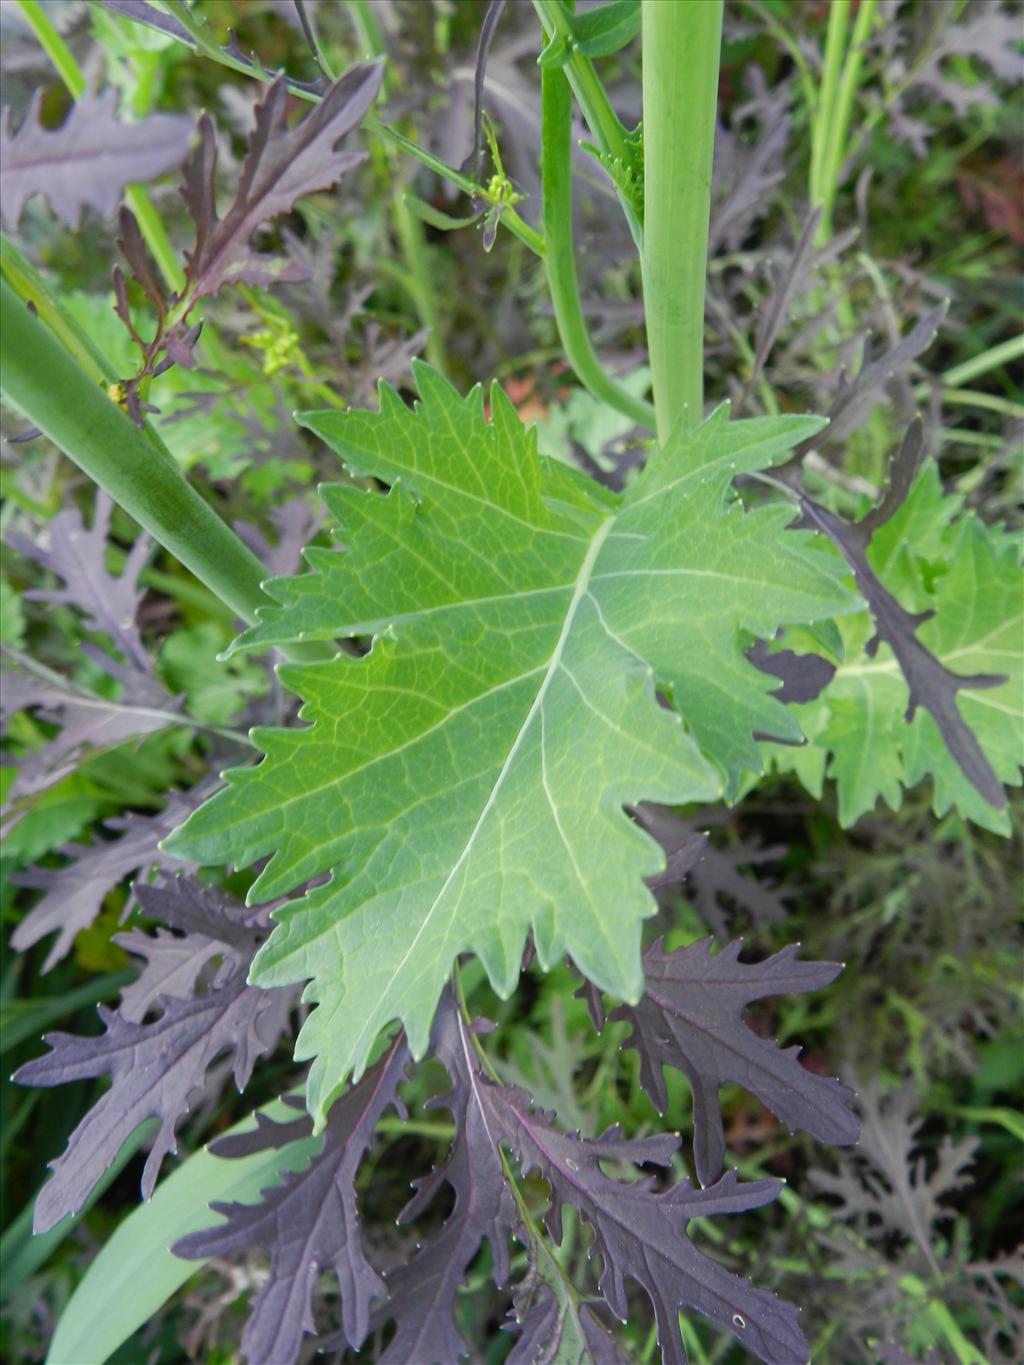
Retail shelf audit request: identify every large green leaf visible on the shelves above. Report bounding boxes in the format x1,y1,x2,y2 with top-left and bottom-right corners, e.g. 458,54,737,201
166,366,855,1126
765,464,1022,832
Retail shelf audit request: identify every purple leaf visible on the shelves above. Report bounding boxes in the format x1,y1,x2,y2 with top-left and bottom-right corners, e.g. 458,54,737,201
0,88,192,230
427,999,808,1365
114,878,259,1023
814,306,947,449
746,639,836,705
180,63,382,301
507,1281,630,1365
2,668,173,802
99,0,195,44
208,1096,313,1159
636,806,789,937
9,789,202,971
7,491,154,676
612,938,858,1187
15,947,292,1233
810,1080,978,1263
370,1009,518,1365
174,1034,409,1363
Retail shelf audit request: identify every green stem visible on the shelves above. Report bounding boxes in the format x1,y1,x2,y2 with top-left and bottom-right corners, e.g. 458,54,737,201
540,64,656,429
641,0,722,443
0,278,325,647
936,333,1024,389
532,0,641,244
15,0,83,96
370,116,545,256
809,0,850,225
816,0,877,242
0,234,181,471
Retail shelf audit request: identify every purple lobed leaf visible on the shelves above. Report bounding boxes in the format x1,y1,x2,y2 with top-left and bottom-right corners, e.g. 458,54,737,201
114,878,258,1022
371,1007,518,1365
174,1034,409,1364
611,938,859,1187
99,0,195,44
810,1080,978,1263
14,878,290,1233
796,456,1007,810
6,491,156,680
636,805,790,938
9,789,201,971
1,672,172,802
0,88,191,230
507,1281,631,1365
180,62,383,301
425,999,808,1365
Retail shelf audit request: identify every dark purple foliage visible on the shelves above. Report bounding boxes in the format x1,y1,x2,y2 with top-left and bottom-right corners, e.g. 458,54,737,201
612,938,859,1187
174,1035,409,1365
369,1011,518,1365
14,879,290,1233
100,0,195,44
179,63,382,299
507,1282,631,1365
113,62,382,399
404,999,808,1365
6,491,157,680
746,639,837,706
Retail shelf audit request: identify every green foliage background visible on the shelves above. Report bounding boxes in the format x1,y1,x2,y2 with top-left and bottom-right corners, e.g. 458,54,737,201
1,1,1020,1362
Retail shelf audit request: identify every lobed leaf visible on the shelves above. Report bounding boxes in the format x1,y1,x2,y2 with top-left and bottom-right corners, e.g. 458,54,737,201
611,938,859,1187
774,455,1022,830
427,999,808,1365
174,1036,409,1364
180,63,382,300
14,880,290,1233
810,1080,978,1263
9,789,201,971
165,369,856,1127
0,88,191,230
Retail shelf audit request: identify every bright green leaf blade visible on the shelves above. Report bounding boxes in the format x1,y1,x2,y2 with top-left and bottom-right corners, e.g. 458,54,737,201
166,371,855,1128
47,1099,319,1365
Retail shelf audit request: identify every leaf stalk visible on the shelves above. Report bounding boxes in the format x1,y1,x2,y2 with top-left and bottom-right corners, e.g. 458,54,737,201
540,62,656,430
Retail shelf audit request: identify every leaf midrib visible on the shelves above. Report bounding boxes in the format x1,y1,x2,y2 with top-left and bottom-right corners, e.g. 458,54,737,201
343,516,615,1065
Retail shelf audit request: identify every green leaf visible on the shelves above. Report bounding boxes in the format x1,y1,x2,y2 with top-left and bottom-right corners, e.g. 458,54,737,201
765,467,1022,832
573,0,641,57
46,1099,319,1365
158,621,266,724
538,1,640,65
166,367,855,1127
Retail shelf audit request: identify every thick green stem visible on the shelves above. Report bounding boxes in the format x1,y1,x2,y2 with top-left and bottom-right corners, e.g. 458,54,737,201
1,279,282,633
642,0,722,444
540,65,656,430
